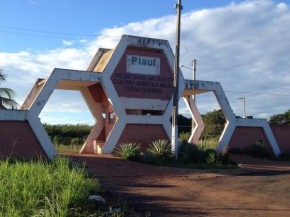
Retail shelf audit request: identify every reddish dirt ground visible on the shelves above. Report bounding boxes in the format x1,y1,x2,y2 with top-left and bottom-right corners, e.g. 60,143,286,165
63,153,290,217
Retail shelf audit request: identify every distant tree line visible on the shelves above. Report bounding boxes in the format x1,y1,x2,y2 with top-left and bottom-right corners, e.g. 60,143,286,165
178,108,290,140
44,113,225,146
269,110,290,125
44,124,91,146
178,110,226,140
43,109,290,146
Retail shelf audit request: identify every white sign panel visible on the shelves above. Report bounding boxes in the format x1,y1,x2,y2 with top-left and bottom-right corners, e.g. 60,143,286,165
127,55,160,75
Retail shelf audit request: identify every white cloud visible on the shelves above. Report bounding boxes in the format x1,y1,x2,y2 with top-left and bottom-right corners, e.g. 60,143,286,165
62,40,74,46
0,48,91,104
1,0,290,123
39,91,95,125
178,0,290,118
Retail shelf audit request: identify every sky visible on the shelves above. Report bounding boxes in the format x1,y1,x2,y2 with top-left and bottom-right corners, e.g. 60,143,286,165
1,0,290,125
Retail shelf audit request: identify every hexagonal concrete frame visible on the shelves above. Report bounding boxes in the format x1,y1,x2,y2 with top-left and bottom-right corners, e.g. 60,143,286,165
80,35,184,154
0,34,282,159
183,95,204,144
182,79,281,157
16,35,184,159
20,69,104,159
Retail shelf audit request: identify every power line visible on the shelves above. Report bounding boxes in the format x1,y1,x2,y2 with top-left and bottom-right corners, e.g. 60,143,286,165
0,29,78,40
0,25,97,37
225,90,290,98
0,25,97,38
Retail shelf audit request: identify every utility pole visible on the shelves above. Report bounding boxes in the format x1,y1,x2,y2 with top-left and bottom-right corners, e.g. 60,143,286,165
172,0,182,160
192,59,197,103
238,97,247,118
191,59,197,130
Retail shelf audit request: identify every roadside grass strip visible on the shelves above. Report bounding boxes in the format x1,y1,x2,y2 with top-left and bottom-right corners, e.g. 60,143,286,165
0,157,98,217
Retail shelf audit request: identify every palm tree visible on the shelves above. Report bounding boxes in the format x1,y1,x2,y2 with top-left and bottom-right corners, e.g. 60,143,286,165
0,69,18,109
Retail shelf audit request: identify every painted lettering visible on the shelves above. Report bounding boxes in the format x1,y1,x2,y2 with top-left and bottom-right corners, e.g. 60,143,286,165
127,55,160,75
131,56,156,67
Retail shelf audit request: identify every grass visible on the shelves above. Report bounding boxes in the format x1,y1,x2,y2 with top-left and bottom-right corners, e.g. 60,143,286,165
0,157,99,217
55,144,81,153
198,138,219,149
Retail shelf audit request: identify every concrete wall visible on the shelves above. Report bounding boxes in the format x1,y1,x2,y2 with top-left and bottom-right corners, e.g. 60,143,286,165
229,126,272,151
0,121,46,159
270,125,290,153
229,125,290,154
116,124,168,150
1,120,290,159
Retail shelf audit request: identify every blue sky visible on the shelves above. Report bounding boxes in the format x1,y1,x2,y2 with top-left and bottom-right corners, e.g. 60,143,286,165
1,0,290,124
0,0,247,52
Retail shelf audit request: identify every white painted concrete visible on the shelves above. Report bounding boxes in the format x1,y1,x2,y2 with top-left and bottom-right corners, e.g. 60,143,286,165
1,35,282,159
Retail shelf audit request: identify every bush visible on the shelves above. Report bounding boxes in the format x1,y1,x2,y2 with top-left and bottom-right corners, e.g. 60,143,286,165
178,141,205,163
115,140,236,169
147,140,173,161
206,152,216,164
178,141,234,165
115,143,142,161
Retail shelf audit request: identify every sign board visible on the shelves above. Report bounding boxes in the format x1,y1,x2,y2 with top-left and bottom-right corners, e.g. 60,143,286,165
111,48,173,100
127,55,160,75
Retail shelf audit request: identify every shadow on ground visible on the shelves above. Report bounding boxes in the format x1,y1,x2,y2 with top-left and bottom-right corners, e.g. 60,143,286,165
63,153,290,217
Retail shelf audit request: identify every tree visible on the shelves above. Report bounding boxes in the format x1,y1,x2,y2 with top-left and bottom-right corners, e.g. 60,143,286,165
178,114,192,134
201,109,226,139
269,110,290,125
0,70,18,109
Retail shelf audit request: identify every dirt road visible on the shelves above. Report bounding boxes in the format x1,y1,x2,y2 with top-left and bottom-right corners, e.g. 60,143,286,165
65,154,290,217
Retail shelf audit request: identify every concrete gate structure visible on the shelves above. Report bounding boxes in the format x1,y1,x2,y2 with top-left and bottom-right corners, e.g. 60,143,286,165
0,35,282,159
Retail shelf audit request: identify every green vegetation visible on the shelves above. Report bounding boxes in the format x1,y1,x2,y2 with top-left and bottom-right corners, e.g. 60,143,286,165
178,141,206,163
177,110,226,140
177,114,192,134
55,144,81,153
269,109,290,125
147,140,172,160
0,157,100,217
44,108,290,160
115,140,237,169
0,69,18,109
44,124,92,150
44,112,224,154
178,141,232,166
178,131,191,143
115,143,142,161
201,109,225,139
